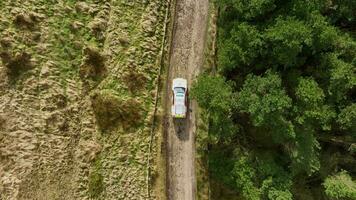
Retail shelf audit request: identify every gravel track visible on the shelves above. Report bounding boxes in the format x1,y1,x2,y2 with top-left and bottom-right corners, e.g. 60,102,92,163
165,0,209,199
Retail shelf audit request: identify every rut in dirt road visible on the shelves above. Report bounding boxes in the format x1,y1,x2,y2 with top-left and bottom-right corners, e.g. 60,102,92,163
165,0,209,200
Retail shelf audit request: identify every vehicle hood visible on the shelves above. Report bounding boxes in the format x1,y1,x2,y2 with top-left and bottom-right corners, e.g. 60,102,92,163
172,78,187,90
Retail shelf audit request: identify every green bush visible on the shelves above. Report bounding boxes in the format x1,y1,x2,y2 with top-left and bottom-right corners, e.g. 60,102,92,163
323,171,356,200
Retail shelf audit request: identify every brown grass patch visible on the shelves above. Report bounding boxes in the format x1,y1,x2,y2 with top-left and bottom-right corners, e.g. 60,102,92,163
91,90,143,131
0,115,6,131
122,70,148,93
13,12,42,30
79,46,106,80
0,51,33,78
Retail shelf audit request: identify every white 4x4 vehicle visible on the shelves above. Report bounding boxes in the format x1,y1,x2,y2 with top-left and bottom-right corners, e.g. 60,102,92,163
171,78,188,119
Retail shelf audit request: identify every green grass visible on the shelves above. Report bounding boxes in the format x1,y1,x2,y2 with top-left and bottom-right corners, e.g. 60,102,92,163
88,158,104,199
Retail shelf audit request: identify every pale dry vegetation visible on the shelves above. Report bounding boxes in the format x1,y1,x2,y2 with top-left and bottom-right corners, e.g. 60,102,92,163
0,0,168,199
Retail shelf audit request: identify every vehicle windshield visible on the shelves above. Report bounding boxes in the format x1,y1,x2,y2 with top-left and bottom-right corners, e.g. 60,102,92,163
174,87,185,101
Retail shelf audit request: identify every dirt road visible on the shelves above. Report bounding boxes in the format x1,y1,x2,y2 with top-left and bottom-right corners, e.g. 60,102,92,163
165,0,209,199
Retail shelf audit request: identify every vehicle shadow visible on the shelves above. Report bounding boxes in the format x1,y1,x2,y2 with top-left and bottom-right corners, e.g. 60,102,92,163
173,118,189,141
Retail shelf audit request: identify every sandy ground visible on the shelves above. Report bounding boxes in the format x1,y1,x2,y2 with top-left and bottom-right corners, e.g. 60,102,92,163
165,0,209,199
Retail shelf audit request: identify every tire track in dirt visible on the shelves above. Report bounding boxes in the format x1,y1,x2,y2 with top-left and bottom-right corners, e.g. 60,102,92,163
165,0,209,199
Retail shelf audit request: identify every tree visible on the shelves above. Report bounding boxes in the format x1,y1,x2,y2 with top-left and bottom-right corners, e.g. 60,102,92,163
232,151,294,200
323,170,356,200
325,0,356,28
191,74,237,141
291,78,338,175
265,17,312,68
191,74,233,114
261,177,293,200
217,0,276,20
218,23,264,72
233,155,261,200
309,13,340,52
202,0,356,198
326,54,356,103
285,0,329,19
236,70,291,126
295,77,325,105
236,70,295,142
257,152,293,200
337,104,356,135
294,77,335,131
291,127,321,175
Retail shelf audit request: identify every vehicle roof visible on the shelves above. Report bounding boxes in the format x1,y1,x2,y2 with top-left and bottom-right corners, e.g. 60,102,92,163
174,89,185,105
174,104,185,115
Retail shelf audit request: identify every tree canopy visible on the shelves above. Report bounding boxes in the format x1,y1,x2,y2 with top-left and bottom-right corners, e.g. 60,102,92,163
193,0,355,199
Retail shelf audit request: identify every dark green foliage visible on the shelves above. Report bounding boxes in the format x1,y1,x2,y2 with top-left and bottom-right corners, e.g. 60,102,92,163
191,75,236,142
236,71,294,142
217,0,276,20
294,77,335,130
196,0,356,199
291,128,321,175
326,54,356,103
309,13,340,52
208,113,237,144
228,149,295,200
232,155,260,200
218,23,264,72
265,17,312,67
337,104,356,134
323,171,356,200
295,77,325,105
258,153,293,200
208,149,237,187
325,0,356,28
261,177,293,200
230,151,293,200
191,74,234,114
236,70,291,127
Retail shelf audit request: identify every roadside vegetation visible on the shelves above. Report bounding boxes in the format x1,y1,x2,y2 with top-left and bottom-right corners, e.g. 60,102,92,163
192,0,355,199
